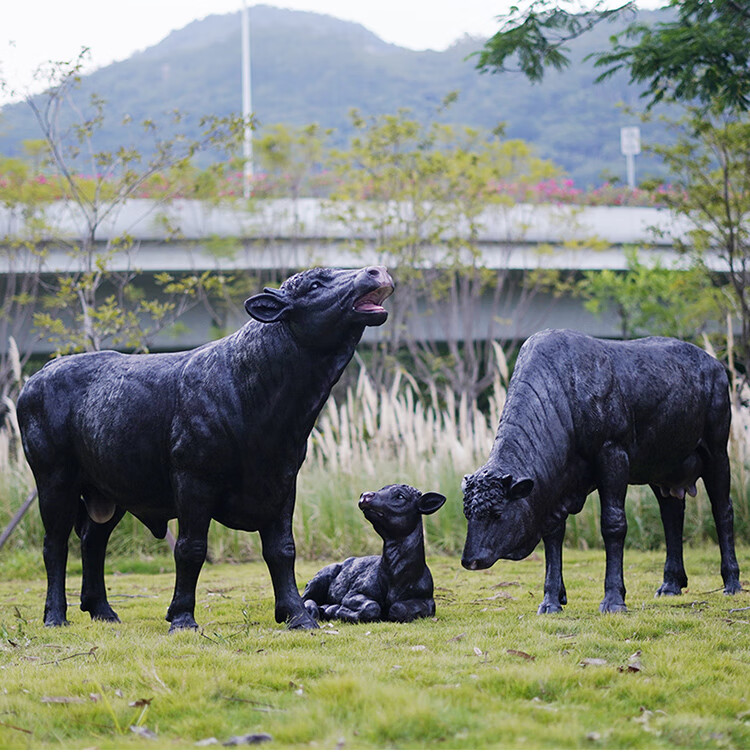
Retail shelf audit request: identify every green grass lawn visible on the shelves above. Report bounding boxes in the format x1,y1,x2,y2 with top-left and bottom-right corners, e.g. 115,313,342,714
1,546,749,749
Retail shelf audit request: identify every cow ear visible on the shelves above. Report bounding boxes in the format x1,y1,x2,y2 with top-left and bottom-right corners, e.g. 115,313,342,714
508,478,534,500
417,492,446,515
244,289,292,323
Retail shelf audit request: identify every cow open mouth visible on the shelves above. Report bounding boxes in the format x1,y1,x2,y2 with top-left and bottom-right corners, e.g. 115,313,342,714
353,285,393,314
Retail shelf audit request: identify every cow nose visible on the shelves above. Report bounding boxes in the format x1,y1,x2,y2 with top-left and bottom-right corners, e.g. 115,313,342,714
462,558,480,570
359,491,375,508
364,266,392,286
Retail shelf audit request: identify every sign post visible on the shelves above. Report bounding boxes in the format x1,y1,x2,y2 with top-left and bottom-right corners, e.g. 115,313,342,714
620,126,641,189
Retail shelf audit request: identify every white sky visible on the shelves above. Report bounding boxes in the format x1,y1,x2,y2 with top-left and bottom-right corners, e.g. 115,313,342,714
1,1,667,106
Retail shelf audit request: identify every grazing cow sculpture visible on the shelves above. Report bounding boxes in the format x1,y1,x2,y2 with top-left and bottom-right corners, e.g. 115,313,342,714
302,484,446,623
17,266,394,632
461,329,741,613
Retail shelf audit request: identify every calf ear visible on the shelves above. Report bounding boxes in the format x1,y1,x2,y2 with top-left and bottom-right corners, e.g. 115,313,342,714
417,492,446,515
244,288,292,323
509,478,534,500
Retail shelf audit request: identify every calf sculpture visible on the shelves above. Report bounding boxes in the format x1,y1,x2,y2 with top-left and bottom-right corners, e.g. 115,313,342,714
17,266,394,632
461,329,741,613
302,484,446,622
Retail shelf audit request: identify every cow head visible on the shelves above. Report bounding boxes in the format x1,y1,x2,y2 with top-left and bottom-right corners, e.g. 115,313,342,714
461,467,541,569
244,266,394,349
358,484,445,540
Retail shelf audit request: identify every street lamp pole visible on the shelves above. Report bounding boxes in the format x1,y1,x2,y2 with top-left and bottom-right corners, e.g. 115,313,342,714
241,0,253,199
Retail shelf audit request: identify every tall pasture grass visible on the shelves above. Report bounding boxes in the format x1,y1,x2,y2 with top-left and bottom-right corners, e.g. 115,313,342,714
1,344,750,563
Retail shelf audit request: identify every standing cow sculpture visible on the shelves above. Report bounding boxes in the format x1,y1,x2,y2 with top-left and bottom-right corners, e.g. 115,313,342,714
18,266,394,632
461,329,742,614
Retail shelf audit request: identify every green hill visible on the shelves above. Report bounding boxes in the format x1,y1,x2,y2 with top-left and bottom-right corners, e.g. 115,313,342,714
0,4,675,187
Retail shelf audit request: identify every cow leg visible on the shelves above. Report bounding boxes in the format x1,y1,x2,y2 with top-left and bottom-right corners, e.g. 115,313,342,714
37,472,79,627
702,451,742,594
166,480,213,632
650,485,688,596
597,444,629,613
538,521,567,614
76,506,126,622
259,489,318,630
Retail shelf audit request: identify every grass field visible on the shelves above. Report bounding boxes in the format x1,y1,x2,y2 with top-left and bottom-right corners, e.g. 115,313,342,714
1,546,749,749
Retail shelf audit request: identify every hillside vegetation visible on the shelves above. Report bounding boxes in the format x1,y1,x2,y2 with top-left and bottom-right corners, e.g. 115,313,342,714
0,4,676,186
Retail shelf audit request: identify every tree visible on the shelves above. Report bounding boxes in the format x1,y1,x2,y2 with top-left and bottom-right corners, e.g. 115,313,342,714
648,109,750,372
475,1,635,83
477,1,750,379
476,1,750,113
253,123,332,201
595,0,750,112
578,246,722,340
12,51,249,355
329,105,563,402
0,153,51,400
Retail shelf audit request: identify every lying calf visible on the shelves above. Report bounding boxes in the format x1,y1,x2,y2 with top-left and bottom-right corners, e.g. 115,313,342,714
302,484,446,623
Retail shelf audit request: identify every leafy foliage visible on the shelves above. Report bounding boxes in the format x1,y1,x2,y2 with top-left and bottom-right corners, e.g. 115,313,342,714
647,109,750,373
328,106,564,401
595,0,750,112
578,246,722,340
477,0,750,114
0,5,679,186
474,0,636,81
13,51,250,357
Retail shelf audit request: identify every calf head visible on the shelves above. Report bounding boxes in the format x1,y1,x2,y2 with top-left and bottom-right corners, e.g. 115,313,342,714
461,467,540,569
245,266,394,349
358,484,446,540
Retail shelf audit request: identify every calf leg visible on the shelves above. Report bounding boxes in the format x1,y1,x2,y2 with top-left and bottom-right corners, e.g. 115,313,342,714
702,452,742,594
301,562,342,622
388,598,435,622
651,485,688,596
597,444,629,613
259,488,317,630
76,506,126,622
301,562,342,604
538,521,567,614
330,594,382,623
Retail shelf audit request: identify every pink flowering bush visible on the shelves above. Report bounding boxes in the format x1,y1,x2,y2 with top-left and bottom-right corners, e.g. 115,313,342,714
0,163,679,208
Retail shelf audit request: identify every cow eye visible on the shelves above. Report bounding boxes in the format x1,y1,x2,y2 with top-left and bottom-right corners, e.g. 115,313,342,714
309,281,321,291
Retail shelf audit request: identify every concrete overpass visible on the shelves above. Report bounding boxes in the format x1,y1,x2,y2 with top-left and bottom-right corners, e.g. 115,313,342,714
0,198,711,353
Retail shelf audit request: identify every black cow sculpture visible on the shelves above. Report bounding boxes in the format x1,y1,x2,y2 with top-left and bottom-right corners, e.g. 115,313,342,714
302,484,446,623
461,329,742,614
17,266,394,632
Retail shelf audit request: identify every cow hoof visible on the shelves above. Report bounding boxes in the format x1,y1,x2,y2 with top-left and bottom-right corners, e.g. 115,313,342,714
84,602,121,622
43,615,70,628
92,611,121,623
599,599,627,613
723,580,743,595
168,614,199,633
287,611,319,630
537,600,563,614
655,583,682,597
